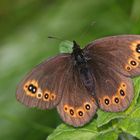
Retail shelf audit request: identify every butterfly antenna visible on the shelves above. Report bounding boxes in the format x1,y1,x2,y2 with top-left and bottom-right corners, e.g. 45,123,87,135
48,36,63,41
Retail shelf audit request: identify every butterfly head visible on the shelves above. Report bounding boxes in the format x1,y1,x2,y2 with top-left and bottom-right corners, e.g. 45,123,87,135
72,41,88,66
72,40,83,53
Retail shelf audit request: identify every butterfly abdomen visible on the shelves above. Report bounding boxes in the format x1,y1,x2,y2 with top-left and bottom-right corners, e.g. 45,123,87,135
79,67,95,94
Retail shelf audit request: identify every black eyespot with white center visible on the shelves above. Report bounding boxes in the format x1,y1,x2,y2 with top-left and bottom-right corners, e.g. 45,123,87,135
104,98,110,105
44,93,49,99
78,111,83,116
28,84,37,94
85,104,90,110
136,44,140,53
120,89,125,96
130,60,137,66
114,97,119,104
70,109,74,116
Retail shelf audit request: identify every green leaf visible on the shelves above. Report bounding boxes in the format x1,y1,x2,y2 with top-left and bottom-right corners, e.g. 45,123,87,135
97,110,125,128
47,124,118,140
118,106,140,139
59,40,73,53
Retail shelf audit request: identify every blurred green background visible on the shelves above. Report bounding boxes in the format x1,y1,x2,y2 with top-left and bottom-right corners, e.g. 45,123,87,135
0,0,140,140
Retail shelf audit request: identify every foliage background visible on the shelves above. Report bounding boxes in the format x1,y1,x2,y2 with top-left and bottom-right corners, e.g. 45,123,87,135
1,0,140,140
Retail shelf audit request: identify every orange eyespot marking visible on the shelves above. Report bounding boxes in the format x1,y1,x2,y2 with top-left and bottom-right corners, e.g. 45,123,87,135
131,41,140,51
125,65,131,71
133,52,140,62
121,82,127,91
23,80,39,97
128,58,138,67
112,96,120,104
130,60,137,66
103,96,110,105
69,109,75,116
119,89,126,98
91,97,95,103
131,42,140,61
64,105,69,112
121,82,126,88
77,109,84,117
84,102,91,111
136,44,140,53
68,107,76,117
36,89,43,99
43,89,51,101
76,108,85,117
50,93,56,101
104,99,110,105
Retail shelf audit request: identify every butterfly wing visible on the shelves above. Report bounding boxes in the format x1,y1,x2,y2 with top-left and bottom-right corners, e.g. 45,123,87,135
16,54,71,109
84,35,140,112
57,65,97,127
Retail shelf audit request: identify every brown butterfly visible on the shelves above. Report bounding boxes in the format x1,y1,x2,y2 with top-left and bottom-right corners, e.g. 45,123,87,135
16,35,140,127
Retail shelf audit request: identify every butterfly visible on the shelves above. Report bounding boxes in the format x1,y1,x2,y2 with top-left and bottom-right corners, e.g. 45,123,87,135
16,35,140,127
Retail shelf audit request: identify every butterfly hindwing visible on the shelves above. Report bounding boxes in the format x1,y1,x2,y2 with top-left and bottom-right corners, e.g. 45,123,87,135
16,54,71,109
57,66,97,127
90,64,133,112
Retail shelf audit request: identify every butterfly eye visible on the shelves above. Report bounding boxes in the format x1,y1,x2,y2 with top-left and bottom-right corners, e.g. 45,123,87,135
136,44,140,53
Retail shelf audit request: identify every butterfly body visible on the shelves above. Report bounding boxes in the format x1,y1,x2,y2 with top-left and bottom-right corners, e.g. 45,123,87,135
72,41,95,93
16,35,140,127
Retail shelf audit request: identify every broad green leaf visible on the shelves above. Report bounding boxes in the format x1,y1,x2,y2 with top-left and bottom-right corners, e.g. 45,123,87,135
47,124,118,140
97,110,125,128
118,106,140,139
59,40,73,53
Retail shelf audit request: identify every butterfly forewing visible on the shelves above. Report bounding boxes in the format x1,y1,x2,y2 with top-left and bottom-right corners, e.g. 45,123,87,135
84,35,140,112
16,54,71,109
84,35,140,77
